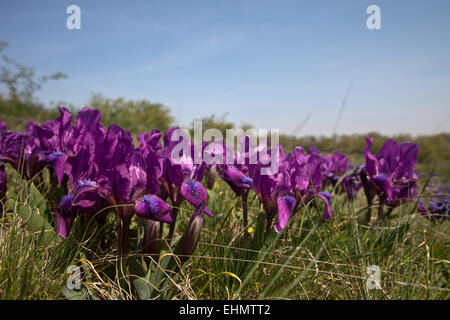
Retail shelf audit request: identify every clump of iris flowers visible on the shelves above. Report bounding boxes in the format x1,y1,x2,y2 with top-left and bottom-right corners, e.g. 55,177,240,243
418,183,449,222
360,137,420,222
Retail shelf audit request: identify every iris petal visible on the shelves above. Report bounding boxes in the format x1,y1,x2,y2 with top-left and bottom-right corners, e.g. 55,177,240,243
181,179,213,217
274,195,296,233
317,192,333,221
56,194,74,238
373,174,393,201
48,151,66,185
135,194,173,224
219,166,253,196
364,137,378,176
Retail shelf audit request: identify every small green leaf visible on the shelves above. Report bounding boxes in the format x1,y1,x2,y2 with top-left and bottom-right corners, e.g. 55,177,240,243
17,204,59,244
30,183,50,221
128,257,150,300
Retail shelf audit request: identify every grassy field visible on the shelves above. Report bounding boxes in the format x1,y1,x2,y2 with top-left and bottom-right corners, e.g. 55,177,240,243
0,165,448,300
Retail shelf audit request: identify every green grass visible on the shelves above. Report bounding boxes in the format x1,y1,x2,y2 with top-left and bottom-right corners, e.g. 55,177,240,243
0,168,449,300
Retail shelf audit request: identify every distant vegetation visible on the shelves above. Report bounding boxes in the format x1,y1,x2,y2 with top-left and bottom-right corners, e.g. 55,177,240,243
88,93,174,135
279,133,450,181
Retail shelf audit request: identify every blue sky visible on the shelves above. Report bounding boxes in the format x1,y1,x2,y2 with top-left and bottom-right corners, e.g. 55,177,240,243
1,0,449,136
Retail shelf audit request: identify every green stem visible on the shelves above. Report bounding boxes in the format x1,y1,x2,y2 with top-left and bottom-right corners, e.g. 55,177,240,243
167,206,179,241
242,192,248,229
377,197,385,221
365,199,373,224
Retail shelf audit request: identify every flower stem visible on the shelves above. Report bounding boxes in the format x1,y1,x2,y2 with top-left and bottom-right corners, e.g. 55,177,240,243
385,207,394,218
365,197,373,224
167,207,179,242
377,198,385,221
242,192,248,229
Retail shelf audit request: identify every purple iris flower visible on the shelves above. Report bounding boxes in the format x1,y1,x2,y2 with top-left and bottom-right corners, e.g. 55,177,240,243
288,146,333,222
40,107,73,185
427,196,449,221
0,121,22,170
322,152,349,186
340,169,362,202
63,107,105,191
273,195,296,232
234,135,261,178
309,148,359,202
135,194,173,224
218,165,253,196
96,124,171,253
136,130,164,193
181,179,213,217
159,127,213,239
203,136,261,228
0,129,22,170
0,120,48,181
417,183,449,222
361,137,420,220
136,130,163,154
55,177,108,239
159,127,195,206
54,109,170,249
47,151,66,185
217,164,254,228
252,145,298,232
203,139,227,166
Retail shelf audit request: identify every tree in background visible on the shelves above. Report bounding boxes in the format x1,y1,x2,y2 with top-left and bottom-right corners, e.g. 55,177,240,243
0,42,174,135
0,41,67,130
0,42,67,103
88,93,174,135
190,113,235,136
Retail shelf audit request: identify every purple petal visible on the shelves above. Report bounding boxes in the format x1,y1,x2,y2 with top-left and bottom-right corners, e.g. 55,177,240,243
135,194,173,224
75,107,103,133
274,195,296,233
377,139,400,176
181,179,206,207
307,153,323,192
219,166,253,196
71,180,102,214
317,192,333,221
137,130,162,152
373,174,393,201
56,194,74,238
181,179,213,216
48,151,66,185
332,152,349,175
0,121,7,132
416,199,427,214
364,137,378,176
395,142,419,180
